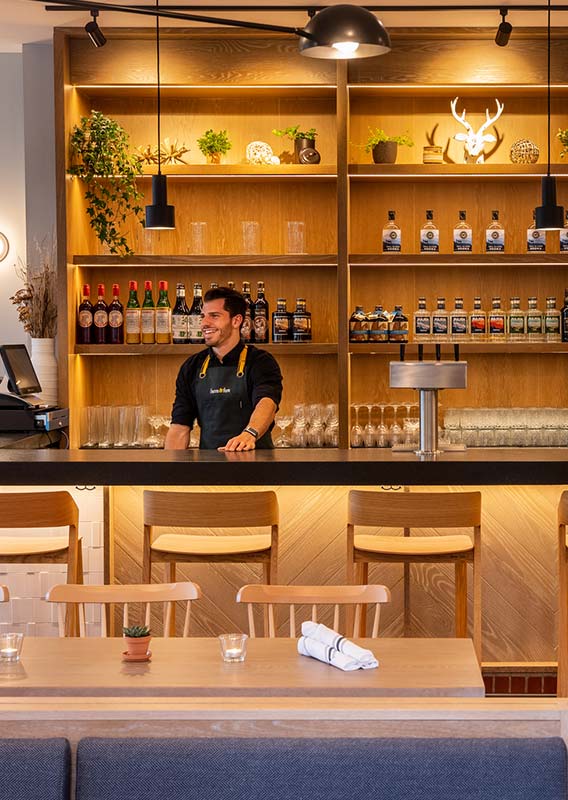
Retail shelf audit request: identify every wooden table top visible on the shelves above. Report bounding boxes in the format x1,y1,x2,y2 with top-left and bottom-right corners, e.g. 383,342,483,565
0,637,484,698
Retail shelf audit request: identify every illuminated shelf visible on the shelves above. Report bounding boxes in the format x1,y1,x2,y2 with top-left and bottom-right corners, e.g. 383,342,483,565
349,164,568,180
72,255,338,267
75,343,338,356
74,84,337,99
350,342,568,355
350,254,568,267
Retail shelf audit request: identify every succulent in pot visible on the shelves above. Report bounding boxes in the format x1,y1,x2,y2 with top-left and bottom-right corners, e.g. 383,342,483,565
364,128,414,164
123,625,152,657
197,128,232,164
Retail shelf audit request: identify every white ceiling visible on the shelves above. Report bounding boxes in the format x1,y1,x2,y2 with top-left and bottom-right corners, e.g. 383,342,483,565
3,0,568,53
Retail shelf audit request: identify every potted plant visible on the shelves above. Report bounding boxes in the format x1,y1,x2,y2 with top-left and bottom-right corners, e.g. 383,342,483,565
123,625,152,658
68,110,144,257
197,129,232,164
558,128,568,158
272,125,318,163
364,128,414,164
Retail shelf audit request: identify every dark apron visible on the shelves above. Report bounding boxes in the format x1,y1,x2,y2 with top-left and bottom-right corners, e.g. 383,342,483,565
194,346,273,450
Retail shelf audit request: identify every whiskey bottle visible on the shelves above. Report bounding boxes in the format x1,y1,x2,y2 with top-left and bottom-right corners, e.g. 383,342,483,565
450,297,468,342
227,280,236,291
292,298,312,342
382,210,401,253
107,283,124,345
432,297,449,340
172,283,190,344
141,280,155,344
507,297,526,342
485,210,505,252
545,297,561,342
488,297,506,340
125,280,141,345
562,289,568,342
560,211,568,252
252,281,269,344
413,297,431,342
469,296,487,341
209,281,219,290
527,211,546,252
241,281,253,343
93,283,108,345
155,280,171,344
77,283,93,345
453,210,472,252
420,210,439,253
349,306,369,343
368,305,389,343
188,283,204,344
389,305,409,344
526,296,544,342
272,298,291,342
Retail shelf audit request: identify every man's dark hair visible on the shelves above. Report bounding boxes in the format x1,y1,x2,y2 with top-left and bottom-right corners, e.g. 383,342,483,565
204,286,247,323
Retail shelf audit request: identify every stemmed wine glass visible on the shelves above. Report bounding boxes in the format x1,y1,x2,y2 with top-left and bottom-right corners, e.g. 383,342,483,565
350,404,363,448
274,416,293,448
389,404,403,447
146,415,163,448
363,404,376,448
376,404,389,448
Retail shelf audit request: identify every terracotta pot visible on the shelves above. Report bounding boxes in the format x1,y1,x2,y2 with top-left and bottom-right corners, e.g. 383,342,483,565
294,138,316,163
123,635,152,657
207,152,221,164
372,141,398,164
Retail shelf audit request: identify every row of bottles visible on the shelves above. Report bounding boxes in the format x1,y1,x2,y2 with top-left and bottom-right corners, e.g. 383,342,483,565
349,305,409,344
77,281,312,345
382,209,568,253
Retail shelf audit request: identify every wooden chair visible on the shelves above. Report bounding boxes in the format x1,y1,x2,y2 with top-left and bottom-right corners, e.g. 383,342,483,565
347,490,482,660
0,586,8,602
236,584,390,638
557,491,568,696
46,581,201,637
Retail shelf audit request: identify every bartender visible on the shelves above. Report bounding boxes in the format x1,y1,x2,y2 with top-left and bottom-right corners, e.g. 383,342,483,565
165,286,282,451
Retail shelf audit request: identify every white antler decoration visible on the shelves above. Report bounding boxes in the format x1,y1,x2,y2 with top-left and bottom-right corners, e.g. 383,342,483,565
450,97,504,164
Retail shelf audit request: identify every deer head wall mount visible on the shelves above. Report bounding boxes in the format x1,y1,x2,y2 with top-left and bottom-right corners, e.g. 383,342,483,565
450,97,504,164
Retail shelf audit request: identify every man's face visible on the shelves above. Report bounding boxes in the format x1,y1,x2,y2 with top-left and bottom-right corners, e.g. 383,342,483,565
201,298,242,348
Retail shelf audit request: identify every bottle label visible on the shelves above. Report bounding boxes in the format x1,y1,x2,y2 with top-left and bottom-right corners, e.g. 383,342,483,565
453,228,472,252
451,314,467,336
241,312,252,342
141,309,155,334
432,314,448,335
78,310,92,328
125,308,141,334
93,310,108,328
485,228,505,252
188,315,203,341
470,314,486,335
172,313,188,340
414,315,431,336
349,320,369,342
382,228,401,252
508,314,525,335
527,314,543,335
527,228,546,251
389,324,408,342
253,313,268,342
420,229,439,252
272,315,290,342
293,314,312,341
155,308,171,334
489,314,505,335
545,314,560,334
560,230,568,252
368,320,388,342
108,310,123,328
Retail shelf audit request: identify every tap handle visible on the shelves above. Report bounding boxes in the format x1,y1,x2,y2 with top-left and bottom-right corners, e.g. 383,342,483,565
435,344,441,362
399,344,406,361
418,344,424,362
454,344,460,361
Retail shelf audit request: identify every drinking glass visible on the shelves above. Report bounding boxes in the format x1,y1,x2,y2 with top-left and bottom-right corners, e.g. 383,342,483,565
291,422,307,447
131,405,148,447
389,404,402,447
241,221,260,255
114,406,134,448
81,406,98,448
363,404,376,448
0,633,24,662
218,633,247,663
308,420,324,447
98,406,113,448
274,416,293,448
376,404,389,448
350,404,363,448
189,221,208,255
146,415,163,448
286,221,305,254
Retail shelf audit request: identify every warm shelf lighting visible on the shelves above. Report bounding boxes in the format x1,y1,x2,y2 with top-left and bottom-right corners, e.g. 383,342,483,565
495,7,513,47
85,8,106,48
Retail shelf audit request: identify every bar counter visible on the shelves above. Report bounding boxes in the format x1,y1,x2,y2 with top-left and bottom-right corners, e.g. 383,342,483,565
0,447,565,485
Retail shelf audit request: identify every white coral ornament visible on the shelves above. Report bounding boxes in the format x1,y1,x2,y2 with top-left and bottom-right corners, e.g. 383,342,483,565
246,141,280,166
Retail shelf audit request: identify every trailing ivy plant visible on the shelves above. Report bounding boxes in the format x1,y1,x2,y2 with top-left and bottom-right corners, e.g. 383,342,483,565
68,110,144,256
272,125,318,142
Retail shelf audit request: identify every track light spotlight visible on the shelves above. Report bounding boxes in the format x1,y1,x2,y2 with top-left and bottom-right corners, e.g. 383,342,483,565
85,9,106,48
495,8,512,47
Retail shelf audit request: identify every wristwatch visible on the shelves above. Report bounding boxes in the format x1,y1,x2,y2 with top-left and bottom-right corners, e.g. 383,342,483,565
243,426,259,439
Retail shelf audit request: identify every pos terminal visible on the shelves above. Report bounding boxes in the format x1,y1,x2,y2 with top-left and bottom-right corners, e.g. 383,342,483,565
0,345,68,431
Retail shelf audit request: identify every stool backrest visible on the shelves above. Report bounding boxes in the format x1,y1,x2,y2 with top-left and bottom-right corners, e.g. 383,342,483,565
143,490,278,528
236,584,390,638
0,586,8,602
46,581,201,637
349,490,481,529
559,491,568,526
0,491,78,529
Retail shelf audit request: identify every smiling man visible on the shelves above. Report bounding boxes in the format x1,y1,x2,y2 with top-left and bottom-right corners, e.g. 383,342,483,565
165,286,283,451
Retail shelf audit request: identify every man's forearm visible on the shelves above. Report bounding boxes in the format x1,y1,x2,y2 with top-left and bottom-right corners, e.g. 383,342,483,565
247,397,277,437
164,423,191,450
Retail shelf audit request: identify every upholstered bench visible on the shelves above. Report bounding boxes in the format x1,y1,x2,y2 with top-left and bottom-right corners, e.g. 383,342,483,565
0,738,70,800
76,736,568,800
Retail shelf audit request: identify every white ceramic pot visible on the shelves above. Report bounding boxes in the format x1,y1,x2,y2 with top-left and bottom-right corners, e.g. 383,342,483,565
30,337,58,405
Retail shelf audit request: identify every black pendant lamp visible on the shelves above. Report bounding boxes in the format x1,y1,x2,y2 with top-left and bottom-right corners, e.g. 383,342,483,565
298,4,391,60
535,0,564,230
145,0,175,230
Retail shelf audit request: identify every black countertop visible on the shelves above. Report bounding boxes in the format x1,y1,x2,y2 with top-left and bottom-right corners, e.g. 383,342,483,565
0,448,565,485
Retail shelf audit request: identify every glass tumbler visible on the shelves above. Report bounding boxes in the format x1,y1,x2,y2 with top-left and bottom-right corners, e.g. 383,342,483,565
286,221,305,254
189,221,208,255
219,633,248,662
241,221,260,255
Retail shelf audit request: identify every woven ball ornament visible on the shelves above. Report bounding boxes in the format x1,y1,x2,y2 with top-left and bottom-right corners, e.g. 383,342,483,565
509,139,539,164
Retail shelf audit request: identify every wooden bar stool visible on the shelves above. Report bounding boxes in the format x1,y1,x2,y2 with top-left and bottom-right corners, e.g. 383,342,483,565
557,491,568,696
347,490,482,660
0,586,8,603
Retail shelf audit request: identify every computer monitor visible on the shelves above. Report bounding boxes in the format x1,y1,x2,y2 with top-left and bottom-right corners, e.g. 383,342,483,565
0,344,42,396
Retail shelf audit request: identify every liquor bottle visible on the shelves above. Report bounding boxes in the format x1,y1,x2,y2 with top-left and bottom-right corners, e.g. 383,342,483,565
172,283,190,344
413,296,431,342
432,297,449,340
545,296,561,342
252,281,269,344
488,297,506,340
420,210,439,253
227,280,236,291
210,282,219,290
450,297,468,342
469,296,487,341
527,211,546,252
349,306,369,343
155,280,171,344
141,280,155,344
453,210,472,252
77,283,93,345
188,283,204,344
368,305,389,344
560,211,568,252
388,305,409,344
93,283,108,345
292,298,312,342
485,210,505,252
507,297,526,342
382,210,401,253
241,281,253,343
526,296,544,342
272,298,292,342
125,280,141,345
107,283,124,345
562,289,568,343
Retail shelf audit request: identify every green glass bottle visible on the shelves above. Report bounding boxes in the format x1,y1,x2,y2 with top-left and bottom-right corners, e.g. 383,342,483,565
125,280,141,345
141,280,155,344
155,280,171,344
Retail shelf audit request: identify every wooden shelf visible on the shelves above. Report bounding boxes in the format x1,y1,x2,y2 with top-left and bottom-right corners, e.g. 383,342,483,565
349,164,568,180
72,255,338,267
348,84,568,97
350,343,568,355
75,343,338,356
350,254,568,267
75,84,338,99
137,165,337,181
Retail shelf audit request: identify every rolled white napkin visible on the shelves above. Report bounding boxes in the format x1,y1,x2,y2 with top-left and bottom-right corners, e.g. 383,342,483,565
301,621,378,669
297,636,369,671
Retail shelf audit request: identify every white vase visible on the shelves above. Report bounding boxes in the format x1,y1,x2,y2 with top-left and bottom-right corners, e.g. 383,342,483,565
30,338,58,405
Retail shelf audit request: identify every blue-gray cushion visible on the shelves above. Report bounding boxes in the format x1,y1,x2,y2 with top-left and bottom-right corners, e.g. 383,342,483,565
76,737,567,800
0,738,70,800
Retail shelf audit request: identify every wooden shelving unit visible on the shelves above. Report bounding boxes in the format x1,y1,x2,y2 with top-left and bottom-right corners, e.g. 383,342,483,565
75,343,338,356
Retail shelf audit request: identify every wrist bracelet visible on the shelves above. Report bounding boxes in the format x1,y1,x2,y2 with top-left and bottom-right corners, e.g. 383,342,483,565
244,426,259,439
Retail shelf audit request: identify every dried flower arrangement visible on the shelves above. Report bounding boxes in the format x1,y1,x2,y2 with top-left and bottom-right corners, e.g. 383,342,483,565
9,238,57,338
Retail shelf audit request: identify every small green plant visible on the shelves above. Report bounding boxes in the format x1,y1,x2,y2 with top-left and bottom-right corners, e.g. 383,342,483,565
364,128,414,152
272,125,318,141
558,128,568,158
123,625,151,638
197,129,232,157
68,110,144,257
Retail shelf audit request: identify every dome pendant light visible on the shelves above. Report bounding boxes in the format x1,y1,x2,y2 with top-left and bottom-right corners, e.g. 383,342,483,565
298,5,391,60
534,0,564,230
145,1,175,230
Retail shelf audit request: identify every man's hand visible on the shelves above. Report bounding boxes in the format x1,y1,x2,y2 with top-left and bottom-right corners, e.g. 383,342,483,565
218,430,257,452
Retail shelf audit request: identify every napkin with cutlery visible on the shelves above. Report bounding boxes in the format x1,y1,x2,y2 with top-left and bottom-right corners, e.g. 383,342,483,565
297,621,379,671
